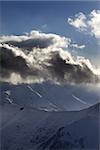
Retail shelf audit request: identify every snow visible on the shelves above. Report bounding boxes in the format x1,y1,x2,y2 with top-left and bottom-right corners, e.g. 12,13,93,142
0,82,100,150
0,99,99,150
72,94,87,105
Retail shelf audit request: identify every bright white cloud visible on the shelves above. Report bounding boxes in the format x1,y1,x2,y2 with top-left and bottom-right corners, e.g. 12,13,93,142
0,30,71,49
71,43,85,49
68,12,87,29
0,30,86,51
68,10,100,39
88,10,100,38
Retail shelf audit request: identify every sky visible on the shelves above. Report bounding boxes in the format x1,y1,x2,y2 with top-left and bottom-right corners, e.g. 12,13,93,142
0,1,99,35
0,1,100,66
0,1,100,70
0,1,100,110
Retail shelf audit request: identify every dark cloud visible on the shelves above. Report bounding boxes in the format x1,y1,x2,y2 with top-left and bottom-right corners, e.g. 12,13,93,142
4,38,54,50
0,30,99,85
0,47,38,78
48,52,98,84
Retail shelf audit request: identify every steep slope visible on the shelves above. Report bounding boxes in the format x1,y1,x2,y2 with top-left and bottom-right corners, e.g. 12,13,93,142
38,103,100,150
0,100,99,150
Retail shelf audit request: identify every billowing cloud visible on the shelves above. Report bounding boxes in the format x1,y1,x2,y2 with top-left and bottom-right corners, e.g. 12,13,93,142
88,10,100,39
0,30,70,50
0,30,100,85
68,10,100,39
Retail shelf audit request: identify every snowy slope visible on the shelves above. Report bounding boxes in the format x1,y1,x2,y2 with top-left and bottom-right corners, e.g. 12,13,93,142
1,82,100,111
0,100,99,150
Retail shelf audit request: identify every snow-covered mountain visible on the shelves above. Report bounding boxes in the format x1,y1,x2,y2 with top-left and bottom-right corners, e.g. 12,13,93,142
0,95,100,150
1,82,100,111
0,82,100,150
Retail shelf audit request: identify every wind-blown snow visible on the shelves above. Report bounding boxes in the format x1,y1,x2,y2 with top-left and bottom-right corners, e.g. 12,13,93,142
72,94,87,105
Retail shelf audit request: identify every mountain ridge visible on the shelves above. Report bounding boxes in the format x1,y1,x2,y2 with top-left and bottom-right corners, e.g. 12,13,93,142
0,99,99,150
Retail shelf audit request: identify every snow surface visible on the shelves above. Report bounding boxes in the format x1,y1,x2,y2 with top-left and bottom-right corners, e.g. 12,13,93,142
0,99,99,150
0,82,100,150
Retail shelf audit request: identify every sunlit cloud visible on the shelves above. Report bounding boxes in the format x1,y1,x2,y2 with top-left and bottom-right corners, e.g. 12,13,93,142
0,30,100,85
68,10,100,39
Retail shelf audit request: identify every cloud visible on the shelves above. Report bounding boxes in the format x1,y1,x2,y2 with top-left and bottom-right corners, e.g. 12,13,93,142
0,30,70,50
68,10,100,39
88,10,100,39
71,43,85,49
0,30,100,85
0,46,37,78
68,12,87,29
